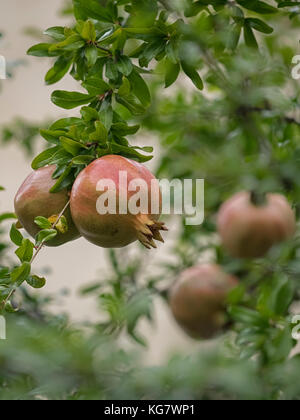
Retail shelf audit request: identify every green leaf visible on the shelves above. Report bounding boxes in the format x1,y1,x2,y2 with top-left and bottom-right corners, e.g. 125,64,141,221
181,61,203,90
184,1,205,17
116,94,145,116
80,20,96,41
49,34,85,52
34,216,52,229
10,224,23,246
139,40,166,67
257,276,294,317
238,0,278,14
166,38,180,64
246,18,273,34
50,117,83,130
10,262,31,285
117,56,134,76
27,43,55,57
60,136,87,156
106,60,119,80
73,0,114,22
27,275,46,289
278,1,300,6
36,229,58,244
85,45,98,67
165,60,180,88
15,239,34,263
229,306,267,327
131,0,158,27
118,77,131,97
134,145,153,153
80,106,99,121
112,123,140,136
51,90,95,109
266,326,294,363
227,24,242,50
99,107,113,131
49,165,73,193
4,301,19,313
90,121,108,143
82,77,110,96
48,149,73,167
98,28,123,45
0,213,17,223
244,22,258,49
40,129,66,144
111,141,152,162
72,155,95,165
31,146,60,170
128,69,151,106
44,26,66,41
45,56,73,85
0,268,10,280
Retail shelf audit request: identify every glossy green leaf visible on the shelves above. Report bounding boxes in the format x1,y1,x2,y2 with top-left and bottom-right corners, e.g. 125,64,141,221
60,136,88,156
34,217,52,230
10,224,23,247
31,146,60,170
117,56,134,76
128,69,151,106
10,262,31,285
36,229,58,244
165,60,180,88
44,26,66,41
27,275,46,289
15,239,34,263
27,43,55,57
246,18,273,34
244,22,259,49
51,91,94,109
73,0,114,22
45,56,73,85
82,77,110,96
181,61,203,90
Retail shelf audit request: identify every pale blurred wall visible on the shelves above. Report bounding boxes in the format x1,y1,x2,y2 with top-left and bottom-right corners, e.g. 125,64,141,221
0,0,200,363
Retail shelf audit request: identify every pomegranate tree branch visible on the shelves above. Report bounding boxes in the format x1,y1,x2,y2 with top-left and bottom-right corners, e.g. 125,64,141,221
1,196,71,312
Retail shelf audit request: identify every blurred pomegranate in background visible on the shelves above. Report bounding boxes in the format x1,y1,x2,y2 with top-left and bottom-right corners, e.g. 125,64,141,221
217,192,296,259
169,264,238,339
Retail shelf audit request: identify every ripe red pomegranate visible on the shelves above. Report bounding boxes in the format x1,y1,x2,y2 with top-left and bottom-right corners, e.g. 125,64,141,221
70,155,167,249
217,192,296,259
14,165,80,247
169,264,238,339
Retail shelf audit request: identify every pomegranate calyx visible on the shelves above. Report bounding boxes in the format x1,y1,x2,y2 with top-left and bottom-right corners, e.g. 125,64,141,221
135,215,168,249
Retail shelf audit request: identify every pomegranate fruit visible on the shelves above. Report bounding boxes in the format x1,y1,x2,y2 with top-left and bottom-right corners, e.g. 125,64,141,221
217,191,296,259
14,165,80,247
169,264,238,339
70,155,167,249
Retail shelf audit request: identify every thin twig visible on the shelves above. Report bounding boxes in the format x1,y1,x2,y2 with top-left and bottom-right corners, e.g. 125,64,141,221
31,199,71,264
95,43,112,56
1,288,16,310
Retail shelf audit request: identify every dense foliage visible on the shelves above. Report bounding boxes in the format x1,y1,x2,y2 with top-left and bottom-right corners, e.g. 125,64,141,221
1,0,300,400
